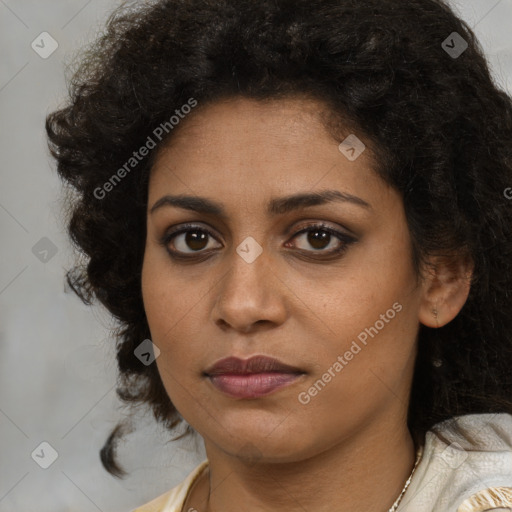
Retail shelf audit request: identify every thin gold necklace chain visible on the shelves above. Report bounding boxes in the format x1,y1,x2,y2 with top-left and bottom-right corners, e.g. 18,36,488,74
388,445,424,512
203,445,424,512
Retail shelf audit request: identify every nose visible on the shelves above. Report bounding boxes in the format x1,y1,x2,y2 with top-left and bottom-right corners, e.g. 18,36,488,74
211,244,288,334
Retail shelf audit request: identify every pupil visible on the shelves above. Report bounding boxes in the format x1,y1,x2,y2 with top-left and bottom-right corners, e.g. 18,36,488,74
308,230,330,249
186,230,208,250
183,229,331,252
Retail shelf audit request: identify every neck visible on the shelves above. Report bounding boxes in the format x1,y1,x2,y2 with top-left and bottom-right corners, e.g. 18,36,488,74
188,411,418,512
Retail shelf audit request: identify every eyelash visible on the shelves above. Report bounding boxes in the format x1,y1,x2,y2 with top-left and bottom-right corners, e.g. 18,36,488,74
159,222,357,261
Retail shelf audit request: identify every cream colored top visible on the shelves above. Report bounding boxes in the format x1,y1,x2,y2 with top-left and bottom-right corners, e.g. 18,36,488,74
131,413,512,512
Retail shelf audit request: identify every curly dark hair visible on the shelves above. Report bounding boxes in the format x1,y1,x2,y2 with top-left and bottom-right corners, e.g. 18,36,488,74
46,0,512,478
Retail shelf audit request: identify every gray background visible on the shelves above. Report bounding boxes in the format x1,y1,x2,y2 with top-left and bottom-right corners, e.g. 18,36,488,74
1,1,511,511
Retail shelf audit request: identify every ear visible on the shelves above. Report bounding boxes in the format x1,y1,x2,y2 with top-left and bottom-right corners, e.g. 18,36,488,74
418,252,474,328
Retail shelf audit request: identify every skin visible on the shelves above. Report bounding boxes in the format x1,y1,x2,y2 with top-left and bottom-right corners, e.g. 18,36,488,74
141,96,472,512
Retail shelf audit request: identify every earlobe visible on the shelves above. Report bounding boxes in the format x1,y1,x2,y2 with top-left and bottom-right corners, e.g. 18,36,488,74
418,254,473,328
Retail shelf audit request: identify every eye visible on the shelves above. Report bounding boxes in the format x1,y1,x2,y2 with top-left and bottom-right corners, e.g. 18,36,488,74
285,222,356,256
160,222,357,259
160,223,220,256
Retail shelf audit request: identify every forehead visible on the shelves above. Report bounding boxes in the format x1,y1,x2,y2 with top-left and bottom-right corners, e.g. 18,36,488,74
148,96,391,213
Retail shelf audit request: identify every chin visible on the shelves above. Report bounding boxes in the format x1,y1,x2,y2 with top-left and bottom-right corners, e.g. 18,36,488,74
206,420,315,463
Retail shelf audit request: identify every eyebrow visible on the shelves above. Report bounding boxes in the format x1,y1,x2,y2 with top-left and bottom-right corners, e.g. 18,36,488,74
149,189,372,217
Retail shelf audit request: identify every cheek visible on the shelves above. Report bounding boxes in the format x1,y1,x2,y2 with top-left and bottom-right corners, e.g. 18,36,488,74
141,262,169,337
141,249,208,372
142,245,194,333
310,237,419,383
141,257,200,409
315,253,413,335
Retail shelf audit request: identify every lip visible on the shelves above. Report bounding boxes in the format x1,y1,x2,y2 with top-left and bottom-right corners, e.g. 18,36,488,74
204,355,305,399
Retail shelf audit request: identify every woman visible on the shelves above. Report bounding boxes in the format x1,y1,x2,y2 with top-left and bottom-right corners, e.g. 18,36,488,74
45,0,512,511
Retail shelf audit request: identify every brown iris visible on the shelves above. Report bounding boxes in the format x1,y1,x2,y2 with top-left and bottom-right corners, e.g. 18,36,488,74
307,229,331,250
185,230,209,251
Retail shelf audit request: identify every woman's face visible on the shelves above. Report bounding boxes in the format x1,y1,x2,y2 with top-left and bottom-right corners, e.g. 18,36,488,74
142,96,426,463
